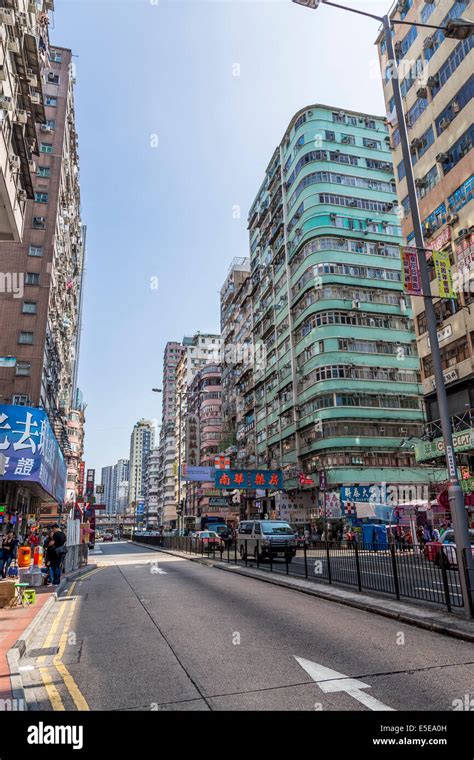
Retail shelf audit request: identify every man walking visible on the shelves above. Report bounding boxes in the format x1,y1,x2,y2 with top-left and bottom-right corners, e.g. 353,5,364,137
48,523,67,586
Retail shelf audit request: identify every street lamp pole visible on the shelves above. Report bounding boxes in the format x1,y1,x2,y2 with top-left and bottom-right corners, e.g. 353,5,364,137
292,0,474,614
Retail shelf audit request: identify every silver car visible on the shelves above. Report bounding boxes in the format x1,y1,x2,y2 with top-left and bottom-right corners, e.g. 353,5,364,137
437,529,474,569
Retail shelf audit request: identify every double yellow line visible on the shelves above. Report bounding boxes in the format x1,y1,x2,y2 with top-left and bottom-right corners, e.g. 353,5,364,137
37,568,102,710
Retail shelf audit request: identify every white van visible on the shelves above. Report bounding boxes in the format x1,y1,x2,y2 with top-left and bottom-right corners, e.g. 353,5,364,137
238,520,296,562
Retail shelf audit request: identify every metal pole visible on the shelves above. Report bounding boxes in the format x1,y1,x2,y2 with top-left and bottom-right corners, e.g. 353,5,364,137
383,15,474,615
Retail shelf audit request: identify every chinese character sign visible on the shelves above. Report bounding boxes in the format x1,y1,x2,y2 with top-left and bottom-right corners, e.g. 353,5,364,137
0,404,66,503
401,247,422,295
214,469,283,490
432,249,455,298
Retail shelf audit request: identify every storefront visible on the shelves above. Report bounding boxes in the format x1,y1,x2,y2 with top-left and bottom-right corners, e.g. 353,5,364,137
0,405,66,536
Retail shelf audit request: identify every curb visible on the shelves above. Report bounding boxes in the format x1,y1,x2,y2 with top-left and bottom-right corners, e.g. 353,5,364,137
131,542,474,644
6,562,97,711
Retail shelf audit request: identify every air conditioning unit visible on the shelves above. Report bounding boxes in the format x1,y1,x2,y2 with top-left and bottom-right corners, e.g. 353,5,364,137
17,189,28,202
30,91,41,104
439,117,450,131
448,214,459,226
0,8,15,25
0,65,6,82
423,35,435,50
427,75,439,88
40,123,52,132
9,154,20,169
16,12,29,27
394,41,403,56
307,110,313,117
14,108,28,124
7,39,20,54
0,95,13,110
416,86,428,98
400,427,408,435
28,1,38,12
410,137,423,150
436,152,449,164
457,228,469,238
28,159,36,173
415,178,427,189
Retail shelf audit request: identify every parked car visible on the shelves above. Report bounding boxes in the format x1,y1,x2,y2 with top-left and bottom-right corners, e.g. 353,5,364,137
237,520,296,562
191,530,223,553
434,529,474,569
103,532,113,542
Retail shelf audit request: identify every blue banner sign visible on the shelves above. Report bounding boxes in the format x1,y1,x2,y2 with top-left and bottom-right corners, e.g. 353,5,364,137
0,404,66,503
215,469,283,490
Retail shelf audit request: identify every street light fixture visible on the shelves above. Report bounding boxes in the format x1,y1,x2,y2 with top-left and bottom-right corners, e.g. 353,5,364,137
291,0,474,615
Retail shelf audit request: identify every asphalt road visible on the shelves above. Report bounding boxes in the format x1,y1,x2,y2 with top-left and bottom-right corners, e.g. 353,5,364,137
19,541,474,711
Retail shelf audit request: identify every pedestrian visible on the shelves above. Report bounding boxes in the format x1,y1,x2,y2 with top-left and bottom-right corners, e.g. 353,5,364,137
416,525,424,548
48,523,67,586
1,531,17,578
423,524,433,544
432,527,440,541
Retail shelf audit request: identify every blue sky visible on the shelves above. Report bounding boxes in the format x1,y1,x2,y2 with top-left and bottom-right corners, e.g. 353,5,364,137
53,0,392,475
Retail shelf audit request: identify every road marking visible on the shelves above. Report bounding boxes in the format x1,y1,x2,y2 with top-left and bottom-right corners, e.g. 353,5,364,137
294,656,395,711
52,583,90,711
38,666,65,711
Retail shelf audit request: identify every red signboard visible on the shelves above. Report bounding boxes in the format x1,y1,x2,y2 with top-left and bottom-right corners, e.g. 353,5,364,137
78,461,85,497
401,246,422,295
426,225,451,253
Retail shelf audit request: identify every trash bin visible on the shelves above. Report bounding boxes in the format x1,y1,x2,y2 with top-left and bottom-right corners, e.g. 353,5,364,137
18,546,31,568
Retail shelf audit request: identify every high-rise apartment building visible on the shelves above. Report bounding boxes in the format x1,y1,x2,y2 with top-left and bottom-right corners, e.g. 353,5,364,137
157,341,185,528
376,1,473,497
246,103,440,527
128,420,155,512
0,45,83,418
174,333,221,514
144,447,160,528
187,362,224,521
220,258,256,469
0,2,53,243
111,457,129,514
100,465,114,513
0,33,84,529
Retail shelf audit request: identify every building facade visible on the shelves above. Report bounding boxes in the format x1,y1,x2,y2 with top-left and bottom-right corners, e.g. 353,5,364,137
0,36,84,531
157,341,185,528
100,465,114,513
0,1,53,243
376,0,473,516
246,103,442,528
174,333,221,516
128,420,154,514
144,447,160,528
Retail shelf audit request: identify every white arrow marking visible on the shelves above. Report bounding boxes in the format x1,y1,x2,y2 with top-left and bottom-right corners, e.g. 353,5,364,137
294,657,395,711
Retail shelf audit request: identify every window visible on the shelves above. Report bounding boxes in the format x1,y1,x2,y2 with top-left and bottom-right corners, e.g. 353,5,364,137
37,166,51,178
45,96,57,106
49,50,62,63
40,143,53,153
22,301,37,315
28,245,43,257
295,114,306,131
45,119,56,130
438,125,474,176
341,133,355,146
325,130,336,141
32,216,46,229
47,73,60,85
25,273,40,285
19,332,33,345
34,192,48,203
363,138,381,150
15,362,31,377
332,112,346,124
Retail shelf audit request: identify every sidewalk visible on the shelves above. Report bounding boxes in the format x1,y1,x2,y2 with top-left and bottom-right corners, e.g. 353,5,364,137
132,541,474,643
1,563,96,709
0,584,55,707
